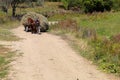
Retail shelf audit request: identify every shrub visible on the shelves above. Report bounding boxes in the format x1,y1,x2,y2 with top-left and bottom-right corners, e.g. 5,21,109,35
103,0,113,11
83,0,113,13
61,0,114,13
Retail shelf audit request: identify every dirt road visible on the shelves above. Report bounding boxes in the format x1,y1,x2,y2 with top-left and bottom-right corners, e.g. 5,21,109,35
7,26,119,80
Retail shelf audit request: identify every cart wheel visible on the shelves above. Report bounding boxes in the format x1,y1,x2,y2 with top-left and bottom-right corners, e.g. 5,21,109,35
37,26,41,34
25,26,29,32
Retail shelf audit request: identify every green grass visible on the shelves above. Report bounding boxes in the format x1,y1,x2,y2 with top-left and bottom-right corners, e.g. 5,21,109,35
48,12,120,37
0,45,15,79
0,28,19,41
0,6,20,80
0,10,20,41
0,21,20,41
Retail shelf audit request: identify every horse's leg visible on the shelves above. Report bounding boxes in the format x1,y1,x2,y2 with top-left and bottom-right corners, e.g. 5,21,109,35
33,25,36,34
31,25,34,34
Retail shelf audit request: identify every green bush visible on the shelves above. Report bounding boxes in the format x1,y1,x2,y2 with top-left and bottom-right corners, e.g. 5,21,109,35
113,0,120,11
104,0,113,11
61,0,113,13
83,0,94,13
83,0,113,13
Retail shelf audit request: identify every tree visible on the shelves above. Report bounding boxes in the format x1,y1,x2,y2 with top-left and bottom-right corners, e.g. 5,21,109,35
83,0,113,13
0,0,43,17
11,0,25,17
0,0,10,13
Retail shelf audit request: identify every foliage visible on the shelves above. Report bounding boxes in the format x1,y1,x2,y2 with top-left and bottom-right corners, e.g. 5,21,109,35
0,0,44,16
112,0,120,11
61,0,69,10
61,0,82,10
61,0,114,13
83,0,113,13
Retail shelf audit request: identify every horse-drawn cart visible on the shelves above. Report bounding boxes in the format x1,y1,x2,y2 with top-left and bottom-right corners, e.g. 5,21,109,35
21,12,49,34
23,18,41,34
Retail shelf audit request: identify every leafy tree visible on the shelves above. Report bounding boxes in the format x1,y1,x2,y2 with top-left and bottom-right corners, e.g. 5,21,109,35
83,0,113,13
0,0,44,17
11,0,23,17
103,0,113,11
0,0,25,16
0,0,11,13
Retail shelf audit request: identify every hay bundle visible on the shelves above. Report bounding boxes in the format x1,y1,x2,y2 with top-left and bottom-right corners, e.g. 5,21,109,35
21,12,49,32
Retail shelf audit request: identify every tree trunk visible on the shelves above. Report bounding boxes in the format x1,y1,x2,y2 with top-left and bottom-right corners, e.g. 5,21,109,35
12,6,16,17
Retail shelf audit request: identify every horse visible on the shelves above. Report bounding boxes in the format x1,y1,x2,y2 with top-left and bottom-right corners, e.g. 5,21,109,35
27,18,41,34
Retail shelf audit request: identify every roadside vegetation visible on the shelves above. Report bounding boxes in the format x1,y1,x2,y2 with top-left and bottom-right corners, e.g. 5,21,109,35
49,11,120,76
0,11,19,79
0,45,16,79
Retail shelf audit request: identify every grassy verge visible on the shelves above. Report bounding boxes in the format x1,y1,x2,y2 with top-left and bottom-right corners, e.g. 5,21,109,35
0,10,20,41
0,45,15,79
0,22,20,41
0,10,20,79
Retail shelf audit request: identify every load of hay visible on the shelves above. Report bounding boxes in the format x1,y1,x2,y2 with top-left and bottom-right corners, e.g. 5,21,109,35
21,12,49,32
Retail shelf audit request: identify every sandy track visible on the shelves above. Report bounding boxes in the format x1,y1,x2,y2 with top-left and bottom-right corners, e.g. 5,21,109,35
7,26,119,80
